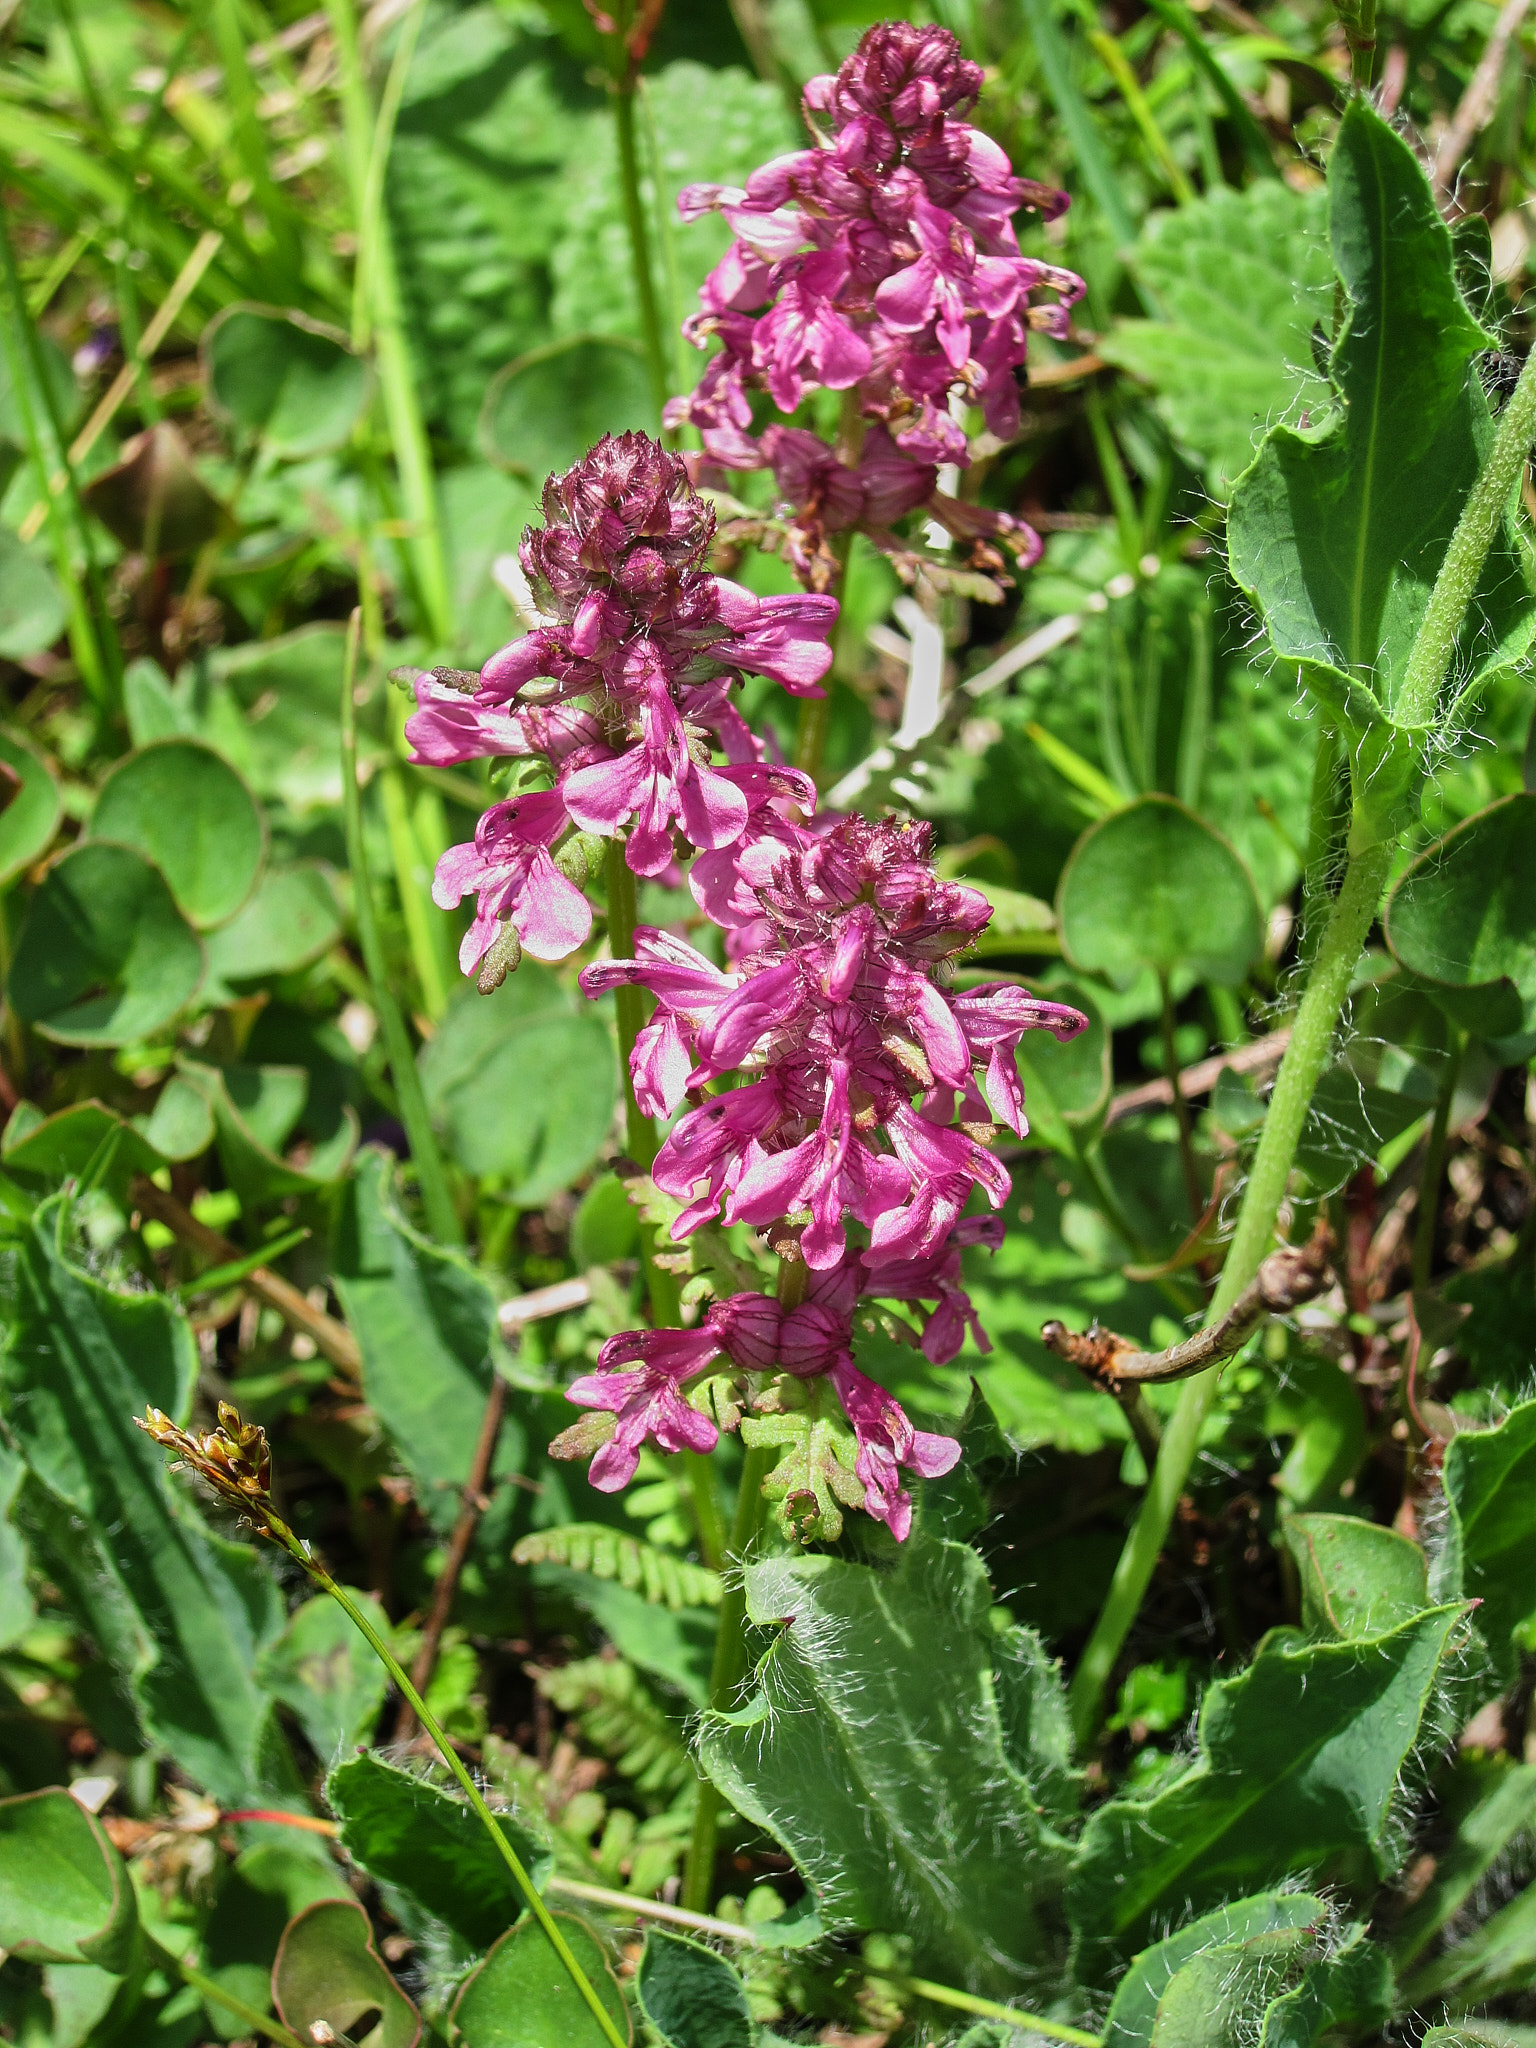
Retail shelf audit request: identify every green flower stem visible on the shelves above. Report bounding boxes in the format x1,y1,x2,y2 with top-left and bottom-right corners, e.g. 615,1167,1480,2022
612,72,671,423
285,1544,629,2048
682,1439,772,1913
902,1976,1101,2045
340,612,463,1246
325,0,452,648
151,1943,307,2048
1397,338,1536,731
1068,831,1393,1742
1411,1024,1464,1294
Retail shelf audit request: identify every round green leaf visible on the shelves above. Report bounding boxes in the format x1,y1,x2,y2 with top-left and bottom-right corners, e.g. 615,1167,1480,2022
479,335,655,482
1013,976,1111,1139
0,1789,137,1971
0,726,62,886
90,738,265,929
421,966,616,1204
0,527,65,660
451,1912,631,2048
1058,795,1263,987
1385,792,1536,1032
9,841,206,1046
571,1171,641,1270
203,862,341,983
272,1898,420,2048
203,304,372,459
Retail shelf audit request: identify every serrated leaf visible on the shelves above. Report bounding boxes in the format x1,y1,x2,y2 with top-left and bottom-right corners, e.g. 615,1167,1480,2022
0,1197,290,1803
1436,1398,1536,1680
1226,102,1535,836
1104,1894,1328,2048
512,1523,721,1610
1099,182,1331,493
697,1538,1063,1994
325,1751,552,1958
636,1929,753,2048
1067,1604,1465,1975
1283,1512,1429,1639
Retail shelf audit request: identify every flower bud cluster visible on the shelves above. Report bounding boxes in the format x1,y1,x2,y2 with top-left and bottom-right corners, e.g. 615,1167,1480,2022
665,22,1084,587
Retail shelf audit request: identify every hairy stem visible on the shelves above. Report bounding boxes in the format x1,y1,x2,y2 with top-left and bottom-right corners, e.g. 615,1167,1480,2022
1069,832,1392,1741
1397,338,1536,730
682,1438,772,1912
340,612,463,1245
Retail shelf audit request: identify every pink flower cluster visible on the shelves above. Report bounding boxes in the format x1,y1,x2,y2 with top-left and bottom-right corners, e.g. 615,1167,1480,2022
665,22,1084,586
409,434,836,978
565,816,1087,1539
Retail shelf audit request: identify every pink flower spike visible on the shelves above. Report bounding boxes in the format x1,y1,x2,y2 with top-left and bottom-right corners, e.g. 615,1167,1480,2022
433,789,593,970
567,1326,724,1490
830,1356,960,1541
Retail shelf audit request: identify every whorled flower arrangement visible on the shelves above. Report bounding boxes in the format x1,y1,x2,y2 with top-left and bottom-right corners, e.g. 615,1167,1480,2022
410,23,1087,1543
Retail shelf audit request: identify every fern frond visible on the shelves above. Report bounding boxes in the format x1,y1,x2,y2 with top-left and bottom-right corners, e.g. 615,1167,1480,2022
512,1522,722,1610
536,1657,693,1797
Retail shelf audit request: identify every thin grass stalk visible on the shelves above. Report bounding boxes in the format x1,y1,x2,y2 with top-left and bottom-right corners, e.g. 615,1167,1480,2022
612,79,671,422
339,611,463,1245
327,0,452,647
155,1947,308,2048
0,207,117,707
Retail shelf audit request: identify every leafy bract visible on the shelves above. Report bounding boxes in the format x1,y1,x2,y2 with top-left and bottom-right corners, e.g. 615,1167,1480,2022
8,841,205,1046
0,1199,288,1802
1227,102,1534,840
89,738,265,930
420,967,616,1202
1104,1894,1326,2048
450,1912,631,2048
1386,794,1536,1041
0,1787,137,1970
272,1898,420,2048
1283,1512,1430,1639
1067,1603,1464,1974
636,1930,753,2048
697,1538,1063,1994
1057,797,1262,988
325,1750,552,1954
1100,183,1331,492
203,305,371,459
1436,1397,1536,1679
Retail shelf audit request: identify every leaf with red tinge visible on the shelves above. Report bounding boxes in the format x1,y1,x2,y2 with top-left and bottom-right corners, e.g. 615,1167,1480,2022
273,1898,420,2048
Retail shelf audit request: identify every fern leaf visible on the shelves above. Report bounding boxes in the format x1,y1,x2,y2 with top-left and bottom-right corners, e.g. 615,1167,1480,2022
537,1657,693,1797
512,1522,722,1610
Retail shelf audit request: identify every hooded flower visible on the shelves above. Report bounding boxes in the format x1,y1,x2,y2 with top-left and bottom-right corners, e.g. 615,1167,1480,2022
417,434,837,972
582,814,1088,1269
665,23,1083,576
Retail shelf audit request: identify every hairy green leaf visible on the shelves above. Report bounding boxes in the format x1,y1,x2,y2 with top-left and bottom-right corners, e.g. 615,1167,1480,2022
1105,1894,1327,2048
256,1591,390,1762
636,1930,753,2048
1068,1604,1464,1974
513,1523,721,1610
1283,1512,1429,1639
1436,1398,1536,1680
325,1751,552,1956
697,1539,1064,1993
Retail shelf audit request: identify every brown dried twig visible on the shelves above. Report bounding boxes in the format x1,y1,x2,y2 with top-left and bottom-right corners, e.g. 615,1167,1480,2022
1042,1224,1334,1387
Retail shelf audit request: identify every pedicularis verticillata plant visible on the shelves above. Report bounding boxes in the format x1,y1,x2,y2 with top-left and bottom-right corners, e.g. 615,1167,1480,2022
409,24,1091,1546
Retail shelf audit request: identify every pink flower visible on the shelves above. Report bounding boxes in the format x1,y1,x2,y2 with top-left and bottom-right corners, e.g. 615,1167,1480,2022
432,789,592,971
829,1355,960,1541
666,23,1083,577
565,1326,724,1491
